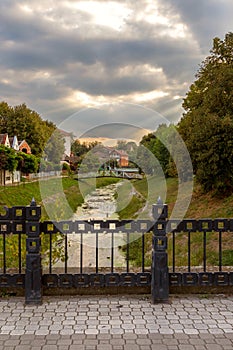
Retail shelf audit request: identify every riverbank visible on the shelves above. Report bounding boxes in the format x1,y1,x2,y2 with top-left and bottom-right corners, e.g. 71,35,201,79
2,175,233,220
0,176,120,219
52,182,126,270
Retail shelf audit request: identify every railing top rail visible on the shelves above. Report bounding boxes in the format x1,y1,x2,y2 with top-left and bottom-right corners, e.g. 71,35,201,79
41,219,155,234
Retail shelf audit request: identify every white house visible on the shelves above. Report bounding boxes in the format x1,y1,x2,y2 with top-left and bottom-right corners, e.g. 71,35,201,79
0,134,21,185
58,129,73,159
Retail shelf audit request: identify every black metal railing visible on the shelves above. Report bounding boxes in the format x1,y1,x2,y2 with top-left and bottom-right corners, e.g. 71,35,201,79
40,219,154,298
41,219,153,274
1,199,233,304
167,219,233,287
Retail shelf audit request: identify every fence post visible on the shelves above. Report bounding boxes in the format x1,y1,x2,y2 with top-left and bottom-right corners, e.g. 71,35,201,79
151,197,169,303
25,198,42,305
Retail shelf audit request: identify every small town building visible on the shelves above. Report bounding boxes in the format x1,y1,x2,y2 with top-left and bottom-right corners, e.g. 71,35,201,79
0,133,30,185
0,133,11,147
18,140,31,154
58,129,73,160
109,149,129,167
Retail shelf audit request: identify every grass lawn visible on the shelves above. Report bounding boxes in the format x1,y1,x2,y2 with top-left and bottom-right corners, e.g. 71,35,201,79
2,175,233,268
0,176,120,219
115,176,233,267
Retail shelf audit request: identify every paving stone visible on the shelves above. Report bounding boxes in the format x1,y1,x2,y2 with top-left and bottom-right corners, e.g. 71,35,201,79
41,346,58,350
205,345,224,350
1,295,233,348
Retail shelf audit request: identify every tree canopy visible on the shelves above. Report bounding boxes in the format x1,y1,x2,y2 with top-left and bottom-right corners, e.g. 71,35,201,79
178,32,233,194
0,102,56,156
43,129,65,164
139,124,180,178
17,152,39,174
0,145,18,173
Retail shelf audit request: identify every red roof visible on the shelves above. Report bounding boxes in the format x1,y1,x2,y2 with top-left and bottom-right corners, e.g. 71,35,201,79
0,133,8,145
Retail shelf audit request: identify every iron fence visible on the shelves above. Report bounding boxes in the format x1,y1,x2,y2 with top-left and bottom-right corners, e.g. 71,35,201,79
41,219,153,292
0,200,233,304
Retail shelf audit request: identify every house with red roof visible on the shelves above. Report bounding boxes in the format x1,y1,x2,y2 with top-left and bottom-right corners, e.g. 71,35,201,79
109,149,129,167
0,133,31,185
0,133,11,148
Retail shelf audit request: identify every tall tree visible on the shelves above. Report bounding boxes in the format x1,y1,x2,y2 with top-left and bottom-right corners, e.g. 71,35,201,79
43,129,65,164
178,32,233,194
17,152,39,174
0,145,18,173
140,125,180,178
0,102,56,156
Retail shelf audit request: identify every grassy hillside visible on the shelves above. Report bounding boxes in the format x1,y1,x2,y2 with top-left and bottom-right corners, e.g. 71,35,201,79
117,176,233,268
2,175,233,220
117,175,233,220
0,176,120,220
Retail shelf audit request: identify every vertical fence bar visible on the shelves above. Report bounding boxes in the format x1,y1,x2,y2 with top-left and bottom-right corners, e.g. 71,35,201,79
80,233,83,274
96,232,98,273
18,233,22,274
172,231,175,273
151,198,169,303
64,235,68,274
203,231,207,272
25,199,42,305
188,232,191,272
3,233,6,274
111,232,114,273
219,232,222,272
126,232,129,272
49,233,52,274
142,233,145,273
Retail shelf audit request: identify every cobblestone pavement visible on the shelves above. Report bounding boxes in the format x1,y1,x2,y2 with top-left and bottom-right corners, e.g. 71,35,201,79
0,294,233,349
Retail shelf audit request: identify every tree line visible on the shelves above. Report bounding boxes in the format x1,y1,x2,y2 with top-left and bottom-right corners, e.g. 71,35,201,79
139,32,233,195
0,102,65,175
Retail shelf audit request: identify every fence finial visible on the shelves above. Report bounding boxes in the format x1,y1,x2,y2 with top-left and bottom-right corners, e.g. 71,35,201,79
30,198,36,206
157,196,163,205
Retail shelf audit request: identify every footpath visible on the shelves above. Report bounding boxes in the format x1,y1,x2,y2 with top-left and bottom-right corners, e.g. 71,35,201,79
0,294,233,349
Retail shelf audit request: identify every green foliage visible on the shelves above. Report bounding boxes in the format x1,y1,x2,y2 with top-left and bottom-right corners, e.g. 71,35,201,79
0,146,39,176
120,232,152,267
71,139,100,171
71,139,99,157
179,32,233,194
139,124,182,178
17,152,39,174
79,152,100,173
0,145,18,172
43,129,65,163
115,140,128,151
62,162,70,172
0,176,121,269
117,193,146,220
0,102,56,156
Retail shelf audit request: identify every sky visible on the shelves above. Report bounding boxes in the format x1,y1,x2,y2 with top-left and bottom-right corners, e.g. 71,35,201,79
1,0,233,140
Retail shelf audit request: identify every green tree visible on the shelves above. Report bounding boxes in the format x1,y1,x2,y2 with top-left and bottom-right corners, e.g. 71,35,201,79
136,144,157,175
71,139,99,157
0,146,18,173
0,102,56,156
116,140,128,151
140,125,179,178
152,125,171,177
0,146,18,185
0,146,8,171
43,129,65,164
79,151,100,173
178,32,233,194
17,152,39,174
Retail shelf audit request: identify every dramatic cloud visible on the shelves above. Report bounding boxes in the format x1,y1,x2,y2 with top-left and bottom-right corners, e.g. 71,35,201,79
0,0,233,136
